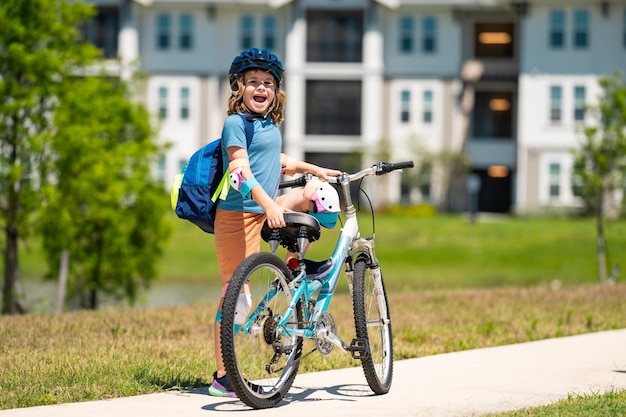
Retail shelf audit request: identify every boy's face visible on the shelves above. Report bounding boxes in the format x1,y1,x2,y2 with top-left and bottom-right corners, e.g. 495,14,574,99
243,70,276,114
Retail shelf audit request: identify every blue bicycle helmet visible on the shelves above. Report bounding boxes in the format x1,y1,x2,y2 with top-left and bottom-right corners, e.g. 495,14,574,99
229,48,285,87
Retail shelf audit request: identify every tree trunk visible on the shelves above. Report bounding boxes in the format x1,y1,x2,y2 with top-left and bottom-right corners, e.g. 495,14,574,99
2,224,19,315
56,249,70,313
3,134,22,315
89,288,98,310
596,191,607,283
89,234,104,310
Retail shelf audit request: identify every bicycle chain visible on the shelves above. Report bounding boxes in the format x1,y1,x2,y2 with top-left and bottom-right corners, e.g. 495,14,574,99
265,319,318,375
267,346,318,375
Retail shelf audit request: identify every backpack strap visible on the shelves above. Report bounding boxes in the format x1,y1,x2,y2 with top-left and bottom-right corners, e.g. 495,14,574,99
239,112,255,147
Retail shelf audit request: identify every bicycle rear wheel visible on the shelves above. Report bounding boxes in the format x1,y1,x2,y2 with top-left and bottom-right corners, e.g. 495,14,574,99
351,255,393,394
220,252,303,409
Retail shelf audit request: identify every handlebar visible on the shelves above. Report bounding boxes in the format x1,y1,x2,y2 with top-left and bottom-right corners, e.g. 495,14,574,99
278,176,307,189
374,161,415,175
278,161,414,189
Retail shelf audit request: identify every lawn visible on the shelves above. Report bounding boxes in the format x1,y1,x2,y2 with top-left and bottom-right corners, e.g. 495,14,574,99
20,212,625,290
2,284,626,411
4,213,626,415
151,212,625,289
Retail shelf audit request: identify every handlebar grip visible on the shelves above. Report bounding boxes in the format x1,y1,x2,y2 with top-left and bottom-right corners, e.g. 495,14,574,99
377,161,415,175
279,176,307,189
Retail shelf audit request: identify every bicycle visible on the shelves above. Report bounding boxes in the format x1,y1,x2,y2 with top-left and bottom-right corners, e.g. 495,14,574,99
219,161,414,409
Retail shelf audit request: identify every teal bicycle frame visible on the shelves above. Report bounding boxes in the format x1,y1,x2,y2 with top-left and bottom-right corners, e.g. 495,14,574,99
243,168,386,353
220,161,411,409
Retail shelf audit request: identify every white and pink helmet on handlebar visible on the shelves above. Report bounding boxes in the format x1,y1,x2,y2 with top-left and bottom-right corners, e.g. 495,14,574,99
302,179,340,228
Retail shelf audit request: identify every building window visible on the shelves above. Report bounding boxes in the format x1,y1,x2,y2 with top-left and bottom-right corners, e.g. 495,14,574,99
157,13,171,50
550,86,562,123
155,155,166,184
263,16,276,50
399,16,413,53
158,87,167,119
307,10,363,62
179,14,193,50
81,6,119,59
422,16,437,53
472,92,512,138
240,15,254,50
418,162,432,201
400,90,410,123
549,9,565,49
573,9,589,49
574,86,586,121
549,163,561,198
423,90,433,123
305,80,361,135
180,87,189,120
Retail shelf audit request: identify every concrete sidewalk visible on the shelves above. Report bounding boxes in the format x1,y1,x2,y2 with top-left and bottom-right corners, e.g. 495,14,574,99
2,329,625,417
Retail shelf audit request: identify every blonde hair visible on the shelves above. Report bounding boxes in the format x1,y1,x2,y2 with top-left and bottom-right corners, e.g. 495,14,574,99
227,73,287,125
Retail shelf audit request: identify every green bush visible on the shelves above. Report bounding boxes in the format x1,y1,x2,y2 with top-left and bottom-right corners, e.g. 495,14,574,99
384,203,437,217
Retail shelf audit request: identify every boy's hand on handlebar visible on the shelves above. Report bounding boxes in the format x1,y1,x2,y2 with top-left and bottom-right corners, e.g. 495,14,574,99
311,167,342,181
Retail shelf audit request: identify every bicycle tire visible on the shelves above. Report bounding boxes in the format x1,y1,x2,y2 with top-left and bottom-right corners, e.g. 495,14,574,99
220,252,303,409
351,255,393,394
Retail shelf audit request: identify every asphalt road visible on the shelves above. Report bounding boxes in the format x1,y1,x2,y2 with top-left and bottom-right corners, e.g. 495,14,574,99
2,329,625,417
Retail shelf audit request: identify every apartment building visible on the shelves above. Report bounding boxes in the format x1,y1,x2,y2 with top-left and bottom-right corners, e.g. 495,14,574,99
83,0,626,214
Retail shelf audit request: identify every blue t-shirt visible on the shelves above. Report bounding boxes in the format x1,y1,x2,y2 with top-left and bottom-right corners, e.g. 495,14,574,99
217,114,282,213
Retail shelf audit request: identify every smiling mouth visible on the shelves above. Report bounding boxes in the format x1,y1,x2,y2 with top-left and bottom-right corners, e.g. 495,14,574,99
253,95,267,103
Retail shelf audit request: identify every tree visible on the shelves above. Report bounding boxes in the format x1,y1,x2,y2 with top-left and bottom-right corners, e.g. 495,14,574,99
572,71,626,283
41,76,171,309
1,0,171,313
0,0,99,314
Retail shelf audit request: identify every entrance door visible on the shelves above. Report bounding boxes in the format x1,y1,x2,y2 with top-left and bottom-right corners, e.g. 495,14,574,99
474,168,512,213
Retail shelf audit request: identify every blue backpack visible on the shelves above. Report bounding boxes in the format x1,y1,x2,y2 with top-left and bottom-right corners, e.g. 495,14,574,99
171,114,254,233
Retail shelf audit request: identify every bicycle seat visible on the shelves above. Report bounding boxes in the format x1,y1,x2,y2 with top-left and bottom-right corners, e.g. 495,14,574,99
261,212,321,252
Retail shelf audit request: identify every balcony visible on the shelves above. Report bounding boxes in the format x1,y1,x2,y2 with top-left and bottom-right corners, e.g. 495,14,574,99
466,138,517,168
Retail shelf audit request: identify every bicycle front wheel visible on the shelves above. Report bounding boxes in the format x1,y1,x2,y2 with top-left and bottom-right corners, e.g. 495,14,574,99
351,255,393,394
220,252,303,409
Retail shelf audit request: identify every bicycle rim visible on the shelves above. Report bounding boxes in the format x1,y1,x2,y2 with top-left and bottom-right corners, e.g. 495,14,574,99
352,256,393,394
221,252,303,409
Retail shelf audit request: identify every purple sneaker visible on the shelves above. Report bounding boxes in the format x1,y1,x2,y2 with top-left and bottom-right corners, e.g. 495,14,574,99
208,372,236,397
208,372,263,397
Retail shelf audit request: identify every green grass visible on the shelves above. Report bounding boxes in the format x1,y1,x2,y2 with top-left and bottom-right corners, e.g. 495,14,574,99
20,212,626,290
156,212,625,289
485,389,626,416
372,214,624,289
6,213,626,414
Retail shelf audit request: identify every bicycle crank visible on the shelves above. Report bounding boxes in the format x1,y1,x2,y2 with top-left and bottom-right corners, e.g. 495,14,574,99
314,312,337,356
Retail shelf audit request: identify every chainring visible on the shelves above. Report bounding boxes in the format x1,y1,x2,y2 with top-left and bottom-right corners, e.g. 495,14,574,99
314,312,336,356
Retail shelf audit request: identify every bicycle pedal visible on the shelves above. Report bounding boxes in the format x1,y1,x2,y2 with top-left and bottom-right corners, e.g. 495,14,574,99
348,338,370,360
